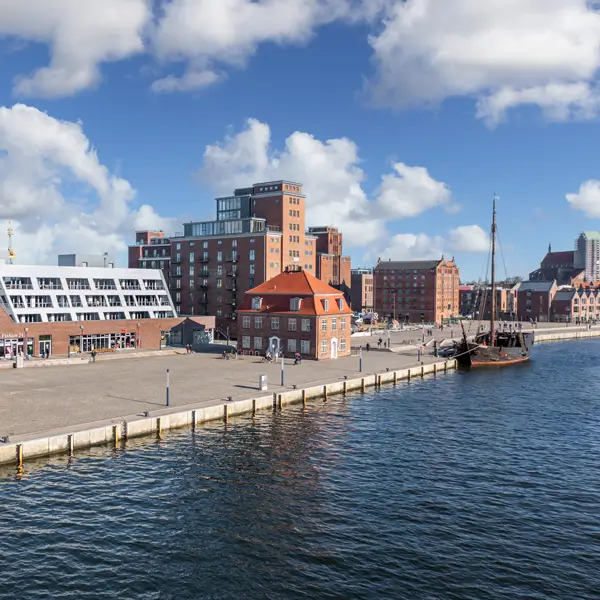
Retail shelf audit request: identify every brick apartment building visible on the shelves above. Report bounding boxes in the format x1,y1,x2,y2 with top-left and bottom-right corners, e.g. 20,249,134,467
373,258,460,324
551,286,600,323
459,286,518,319
236,268,353,360
130,181,318,337
307,226,351,289
128,230,172,289
516,281,557,322
350,268,373,312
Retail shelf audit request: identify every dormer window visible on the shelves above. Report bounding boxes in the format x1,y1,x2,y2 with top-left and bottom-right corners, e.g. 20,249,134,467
323,299,329,311
252,297,262,310
290,297,301,311
337,298,344,310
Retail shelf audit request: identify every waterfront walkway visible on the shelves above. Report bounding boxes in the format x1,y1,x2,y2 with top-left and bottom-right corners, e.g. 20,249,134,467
0,350,435,440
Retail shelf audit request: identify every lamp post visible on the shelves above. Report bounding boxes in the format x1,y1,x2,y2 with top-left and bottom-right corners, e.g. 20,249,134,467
280,354,285,387
359,345,363,372
80,324,84,354
23,327,28,357
137,322,141,349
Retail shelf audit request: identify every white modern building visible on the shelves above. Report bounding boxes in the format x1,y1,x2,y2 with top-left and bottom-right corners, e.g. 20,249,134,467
0,265,176,324
575,231,600,282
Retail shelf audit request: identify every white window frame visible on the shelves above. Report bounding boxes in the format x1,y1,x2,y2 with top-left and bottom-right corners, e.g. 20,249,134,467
300,340,310,355
341,317,346,329
253,336,263,350
242,336,251,349
321,318,327,332
271,317,279,330
321,340,327,355
288,318,297,331
290,297,301,311
254,316,263,328
323,299,329,311
331,318,337,331
340,337,346,351
337,298,344,310
287,339,297,352
242,316,251,328
301,319,311,332
251,297,262,310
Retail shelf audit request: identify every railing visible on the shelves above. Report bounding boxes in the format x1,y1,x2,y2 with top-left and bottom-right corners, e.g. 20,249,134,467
199,283,209,290
199,258,210,264
267,225,281,232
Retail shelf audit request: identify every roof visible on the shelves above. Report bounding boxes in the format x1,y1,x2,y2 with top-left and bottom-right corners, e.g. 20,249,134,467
541,250,574,266
245,269,343,296
553,290,576,302
374,259,442,271
238,269,352,316
517,280,556,292
579,231,600,241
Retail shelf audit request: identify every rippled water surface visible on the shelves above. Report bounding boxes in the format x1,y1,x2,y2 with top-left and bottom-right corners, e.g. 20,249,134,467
2,340,600,599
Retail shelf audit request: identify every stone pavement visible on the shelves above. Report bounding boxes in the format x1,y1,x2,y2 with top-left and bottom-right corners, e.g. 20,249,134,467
0,349,436,439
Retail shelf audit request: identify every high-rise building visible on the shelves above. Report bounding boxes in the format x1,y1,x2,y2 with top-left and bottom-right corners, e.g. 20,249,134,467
130,181,317,337
307,226,351,288
574,231,600,282
373,257,460,324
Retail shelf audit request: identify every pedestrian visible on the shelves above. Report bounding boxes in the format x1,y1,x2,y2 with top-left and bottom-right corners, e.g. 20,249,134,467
45,347,50,359
91,349,97,363
378,337,382,348
366,343,371,352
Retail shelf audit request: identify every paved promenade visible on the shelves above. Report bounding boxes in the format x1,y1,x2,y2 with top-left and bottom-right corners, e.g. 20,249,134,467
0,350,436,439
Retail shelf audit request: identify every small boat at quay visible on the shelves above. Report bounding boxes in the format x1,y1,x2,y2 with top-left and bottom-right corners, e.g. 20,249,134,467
454,196,534,368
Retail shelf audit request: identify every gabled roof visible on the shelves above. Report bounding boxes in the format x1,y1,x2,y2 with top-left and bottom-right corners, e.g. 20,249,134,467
518,280,556,292
245,269,344,296
541,250,574,266
553,290,576,302
374,259,442,271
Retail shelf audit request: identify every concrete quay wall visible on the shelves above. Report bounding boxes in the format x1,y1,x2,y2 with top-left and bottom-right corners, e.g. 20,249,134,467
534,330,600,343
0,359,456,468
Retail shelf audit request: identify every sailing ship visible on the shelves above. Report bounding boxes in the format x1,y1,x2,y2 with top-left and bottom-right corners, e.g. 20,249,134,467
454,196,534,368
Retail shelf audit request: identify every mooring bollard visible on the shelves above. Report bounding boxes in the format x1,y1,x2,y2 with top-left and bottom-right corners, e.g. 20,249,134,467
112,424,119,447
393,371,397,384
223,404,229,423
166,368,171,407
252,399,257,416
68,434,74,456
323,385,328,401
278,394,283,409
16,444,23,468
157,417,162,437
343,380,348,394
361,378,366,392
302,389,307,405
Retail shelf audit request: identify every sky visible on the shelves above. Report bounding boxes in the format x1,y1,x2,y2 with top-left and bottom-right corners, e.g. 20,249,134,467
1,1,600,281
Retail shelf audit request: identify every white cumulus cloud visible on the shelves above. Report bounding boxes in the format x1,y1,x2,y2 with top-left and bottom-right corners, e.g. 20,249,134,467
199,117,489,262
0,0,150,98
566,179,600,217
0,104,175,265
367,0,600,125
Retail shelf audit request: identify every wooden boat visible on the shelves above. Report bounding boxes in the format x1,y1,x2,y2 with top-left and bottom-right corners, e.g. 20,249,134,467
454,196,534,368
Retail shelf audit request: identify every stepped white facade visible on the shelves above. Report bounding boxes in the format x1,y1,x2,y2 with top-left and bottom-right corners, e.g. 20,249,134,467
0,265,175,324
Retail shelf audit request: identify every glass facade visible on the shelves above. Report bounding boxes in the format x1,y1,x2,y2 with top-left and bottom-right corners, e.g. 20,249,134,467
183,218,266,237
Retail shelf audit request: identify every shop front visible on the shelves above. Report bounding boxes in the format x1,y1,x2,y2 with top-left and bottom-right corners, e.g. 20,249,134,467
0,335,34,359
68,332,137,353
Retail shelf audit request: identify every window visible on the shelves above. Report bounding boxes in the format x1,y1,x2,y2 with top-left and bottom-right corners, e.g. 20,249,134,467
321,340,327,356
176,253,181,263
189,252,195,262
288,318,297,331
175,292,181,302
301,340,310,355
254,336,263,350
252,297,262,310
323,299,329,311
337,298,344,310
216,279,222,288
321,319,327,332
249,263,255,275
254,316,263,328
271,317,279,330
232,239,237,247
216,308,222,317
203,241,208,248
341,317,346,329
290,297,301,311
287,339,297,352
217,251,223,262
302,319,311,332
249,249,255,261
176,243,181,250
242,336,251,349
331,318,337,331
189,265,194,276
340,338,347,351
243,316,251,328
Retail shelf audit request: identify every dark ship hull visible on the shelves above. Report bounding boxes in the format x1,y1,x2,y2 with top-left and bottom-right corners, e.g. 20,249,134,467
454,331,534,368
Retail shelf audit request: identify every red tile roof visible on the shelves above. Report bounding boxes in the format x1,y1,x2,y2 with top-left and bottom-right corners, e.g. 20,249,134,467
541,251,574,267
238,269,353,316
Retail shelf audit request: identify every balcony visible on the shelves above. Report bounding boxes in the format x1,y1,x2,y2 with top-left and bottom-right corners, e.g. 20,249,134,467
199,257,210,264
198,269,210,277
199,283,210,290
226,284,237,291
225,313,237,320
225,256,238,263
225,270,237,277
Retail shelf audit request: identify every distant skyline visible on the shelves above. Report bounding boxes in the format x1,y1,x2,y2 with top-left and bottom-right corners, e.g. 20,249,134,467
2,1,600,280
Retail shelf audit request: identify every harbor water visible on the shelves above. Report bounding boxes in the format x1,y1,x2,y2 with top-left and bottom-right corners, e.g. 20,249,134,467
2,340,600,599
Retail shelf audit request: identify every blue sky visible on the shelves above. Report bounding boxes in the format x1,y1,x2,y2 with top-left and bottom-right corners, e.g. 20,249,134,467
1,0,600,281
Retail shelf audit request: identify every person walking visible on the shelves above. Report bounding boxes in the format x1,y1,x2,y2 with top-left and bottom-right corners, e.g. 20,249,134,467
91,348,97,363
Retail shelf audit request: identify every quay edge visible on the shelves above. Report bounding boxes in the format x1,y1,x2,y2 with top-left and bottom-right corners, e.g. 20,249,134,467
0,359,456,468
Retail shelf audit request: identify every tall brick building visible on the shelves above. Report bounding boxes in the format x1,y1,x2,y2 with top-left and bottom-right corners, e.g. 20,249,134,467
373,257,460,324
307,226,351,288
130,181,318,337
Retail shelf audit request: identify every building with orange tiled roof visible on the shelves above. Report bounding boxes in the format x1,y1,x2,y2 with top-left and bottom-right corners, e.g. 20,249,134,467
236,267,353,360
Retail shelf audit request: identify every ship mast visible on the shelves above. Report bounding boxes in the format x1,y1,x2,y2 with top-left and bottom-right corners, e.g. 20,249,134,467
490,195,497,346
7,220,14,264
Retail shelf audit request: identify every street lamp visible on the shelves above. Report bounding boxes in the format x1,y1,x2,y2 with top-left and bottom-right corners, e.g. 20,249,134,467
80,324,84,353
23,327,28,357
137,322,141,349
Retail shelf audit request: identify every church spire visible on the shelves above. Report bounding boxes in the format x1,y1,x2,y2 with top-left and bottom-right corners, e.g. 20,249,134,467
548,242,552,254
